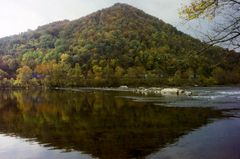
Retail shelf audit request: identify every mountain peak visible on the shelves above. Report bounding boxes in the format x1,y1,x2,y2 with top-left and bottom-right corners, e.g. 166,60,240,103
110,3,144,13
111,3,137,8
110,3,144,12
78,2,160,26
113,3,129,7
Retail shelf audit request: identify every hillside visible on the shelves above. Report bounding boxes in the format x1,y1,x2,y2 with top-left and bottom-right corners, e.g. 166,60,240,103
0,3,239,87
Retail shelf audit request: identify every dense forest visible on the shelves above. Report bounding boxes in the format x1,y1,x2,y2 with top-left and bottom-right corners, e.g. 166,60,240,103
0,3,239,88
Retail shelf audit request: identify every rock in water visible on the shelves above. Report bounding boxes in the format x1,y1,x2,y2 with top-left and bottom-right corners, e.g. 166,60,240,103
161,88,192,96
161,88,180,96
134,87,192,96
119,86,128,89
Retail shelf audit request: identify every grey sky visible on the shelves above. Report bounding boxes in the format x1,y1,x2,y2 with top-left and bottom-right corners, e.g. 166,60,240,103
0,0,201,38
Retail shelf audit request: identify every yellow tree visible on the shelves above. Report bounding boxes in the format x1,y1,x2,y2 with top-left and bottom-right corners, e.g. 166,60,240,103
16,66,33,87
60,53,70,63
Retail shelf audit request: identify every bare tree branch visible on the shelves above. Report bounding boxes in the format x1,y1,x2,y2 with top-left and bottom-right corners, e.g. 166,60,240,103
180,0,240,51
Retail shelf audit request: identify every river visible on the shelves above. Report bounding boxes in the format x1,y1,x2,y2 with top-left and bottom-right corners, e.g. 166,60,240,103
0,87,239,159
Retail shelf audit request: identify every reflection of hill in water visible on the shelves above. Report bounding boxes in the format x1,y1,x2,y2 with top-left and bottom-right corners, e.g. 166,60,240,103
0,90,222,159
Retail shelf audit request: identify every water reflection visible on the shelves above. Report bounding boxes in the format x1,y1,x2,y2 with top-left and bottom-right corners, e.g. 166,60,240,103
0,90,222,159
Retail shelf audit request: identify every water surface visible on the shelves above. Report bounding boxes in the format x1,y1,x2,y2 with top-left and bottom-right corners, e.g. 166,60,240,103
0,87,239,159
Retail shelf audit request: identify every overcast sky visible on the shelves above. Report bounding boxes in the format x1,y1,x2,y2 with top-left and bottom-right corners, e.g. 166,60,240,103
0,0,205,38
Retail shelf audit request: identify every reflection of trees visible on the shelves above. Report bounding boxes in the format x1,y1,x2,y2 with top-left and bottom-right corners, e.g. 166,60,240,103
0,90,222,159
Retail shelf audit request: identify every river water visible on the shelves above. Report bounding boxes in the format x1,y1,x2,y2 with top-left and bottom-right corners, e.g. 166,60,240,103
0,87,239,159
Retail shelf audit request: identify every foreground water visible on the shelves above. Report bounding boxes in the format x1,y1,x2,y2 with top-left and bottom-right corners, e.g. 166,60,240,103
0,87,239,159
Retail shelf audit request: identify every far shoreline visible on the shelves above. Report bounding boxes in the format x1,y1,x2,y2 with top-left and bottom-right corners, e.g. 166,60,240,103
1,85,240,91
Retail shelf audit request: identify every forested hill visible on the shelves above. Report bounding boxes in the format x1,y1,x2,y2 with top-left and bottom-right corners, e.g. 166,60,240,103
0,3,239,87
